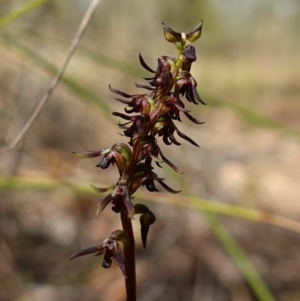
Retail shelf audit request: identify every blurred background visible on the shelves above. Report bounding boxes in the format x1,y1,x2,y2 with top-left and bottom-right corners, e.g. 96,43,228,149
1,0,300,300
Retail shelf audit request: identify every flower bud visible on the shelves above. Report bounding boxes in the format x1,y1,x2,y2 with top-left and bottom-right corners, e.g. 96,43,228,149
186,21,203,43
162,21,181,43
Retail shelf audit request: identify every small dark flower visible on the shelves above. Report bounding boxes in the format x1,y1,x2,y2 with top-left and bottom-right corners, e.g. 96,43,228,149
96,184,134,218
129,163,181,194
110,84,152,115
181,45,196,72
73,143,132,176
163,96,204,125
140,54,176,95
113,112,150,144
175,71,206,105
138,136,182,173
148,56,174,91
70,230,127,277
152,114,199,147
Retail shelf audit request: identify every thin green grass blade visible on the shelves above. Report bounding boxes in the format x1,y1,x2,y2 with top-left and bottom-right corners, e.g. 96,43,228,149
206,94,300,142
0,32,114,122
204,213,276,301
81,47,142,78
162,170,276,301
0,0,50,29
147,193,300,234
1,176,300,235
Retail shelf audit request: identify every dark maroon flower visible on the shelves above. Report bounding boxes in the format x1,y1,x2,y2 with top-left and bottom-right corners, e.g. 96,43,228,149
129,163,181,194
95,185,134,218
69,230,127,277
182,45,197,72
73,143,132,176
152,114,199,147
163,96,204,125
175,71,206,105
148,56,174,90
140,54,176,94
138,136,182,173
113,112,150,144
109,84,151,115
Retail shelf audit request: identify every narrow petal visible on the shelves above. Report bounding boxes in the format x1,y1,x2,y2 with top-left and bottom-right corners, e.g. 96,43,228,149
109,85,132,98
72,150,102,158
139,53,155,73
159,150,183,174
125,107,137,114
97,194,113,217
186,90,198,105
114,97,132,105
149,154,163,164
192,78,206,105
192,87,206,105
112,112,132,120
90,184,116,193
69,245,100,261
176,128,199,147
112,244,127,277
169,133,181,146
184,111,205,124
135,82,155,91
157,179,181,194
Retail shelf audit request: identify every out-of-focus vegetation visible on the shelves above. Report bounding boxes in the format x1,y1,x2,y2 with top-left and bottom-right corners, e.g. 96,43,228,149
0,1,300,301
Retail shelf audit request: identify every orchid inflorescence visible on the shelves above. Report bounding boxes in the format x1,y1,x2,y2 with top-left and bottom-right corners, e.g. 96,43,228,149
71,21,205,299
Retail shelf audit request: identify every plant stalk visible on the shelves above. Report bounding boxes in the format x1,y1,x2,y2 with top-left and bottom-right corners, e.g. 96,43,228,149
121,210,137,301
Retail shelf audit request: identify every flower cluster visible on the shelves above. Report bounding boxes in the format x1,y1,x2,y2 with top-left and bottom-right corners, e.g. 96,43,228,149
71,21,205,292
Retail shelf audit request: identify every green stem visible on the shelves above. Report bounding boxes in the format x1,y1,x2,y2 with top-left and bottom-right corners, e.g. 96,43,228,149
121,210,137,301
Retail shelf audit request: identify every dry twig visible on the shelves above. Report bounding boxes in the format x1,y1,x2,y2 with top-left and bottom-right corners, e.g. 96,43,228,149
2,0,102,154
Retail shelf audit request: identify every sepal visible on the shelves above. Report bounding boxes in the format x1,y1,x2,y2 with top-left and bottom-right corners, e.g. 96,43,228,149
162,21,182,44
186,21,203,43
